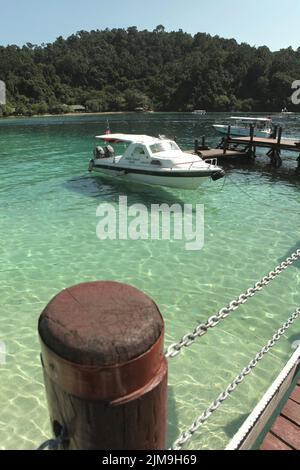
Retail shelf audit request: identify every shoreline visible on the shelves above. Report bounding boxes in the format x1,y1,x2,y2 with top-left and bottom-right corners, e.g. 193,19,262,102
0,110,293,120
0,111,136,120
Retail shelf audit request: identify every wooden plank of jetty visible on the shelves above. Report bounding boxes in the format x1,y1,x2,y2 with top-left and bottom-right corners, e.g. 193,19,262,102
226,348,300,451
260,432,293,451
186,148,248,160
260,380,300,450
230,136,300,152
290,384,300,404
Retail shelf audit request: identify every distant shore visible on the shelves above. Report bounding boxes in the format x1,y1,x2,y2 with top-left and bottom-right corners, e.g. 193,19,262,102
49,111,138,117
0,110,294,120
0,111,138,119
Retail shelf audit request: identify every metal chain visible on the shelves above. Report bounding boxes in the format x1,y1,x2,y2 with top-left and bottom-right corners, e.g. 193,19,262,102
170,307,300,450
165,249,300,359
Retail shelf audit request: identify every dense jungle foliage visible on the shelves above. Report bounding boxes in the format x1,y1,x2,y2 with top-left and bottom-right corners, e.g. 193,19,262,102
0,25,299,115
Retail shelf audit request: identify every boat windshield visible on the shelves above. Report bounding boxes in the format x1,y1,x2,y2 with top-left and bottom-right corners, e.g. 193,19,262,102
235,119,270,129
150,141,180,153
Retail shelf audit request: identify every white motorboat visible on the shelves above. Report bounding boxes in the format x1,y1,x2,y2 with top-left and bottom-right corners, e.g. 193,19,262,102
281,107,294,115
192,110,206,115
88,134,224,190
213,117,273,138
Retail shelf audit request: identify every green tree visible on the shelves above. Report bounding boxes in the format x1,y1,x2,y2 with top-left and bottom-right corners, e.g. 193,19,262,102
1,27,299,114
214,95,231,111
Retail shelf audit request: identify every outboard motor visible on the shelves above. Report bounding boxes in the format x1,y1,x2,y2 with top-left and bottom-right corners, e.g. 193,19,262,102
94,146,105,159
104,145,115,158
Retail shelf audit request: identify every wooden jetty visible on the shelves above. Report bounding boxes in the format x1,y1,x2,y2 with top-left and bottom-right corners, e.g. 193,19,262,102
226,346,300,451
191,126,300,168
228,124,300,167
187,147,247,161
188,136,248,162
260,378,300,450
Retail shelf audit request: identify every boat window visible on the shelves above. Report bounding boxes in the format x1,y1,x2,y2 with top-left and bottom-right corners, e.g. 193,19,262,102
134,146,145,155
151,159,161,166
235,119,269,129
150,141,180,153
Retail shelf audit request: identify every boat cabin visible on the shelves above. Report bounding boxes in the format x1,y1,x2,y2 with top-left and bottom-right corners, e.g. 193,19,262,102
230,116,272,130
94,134,183,167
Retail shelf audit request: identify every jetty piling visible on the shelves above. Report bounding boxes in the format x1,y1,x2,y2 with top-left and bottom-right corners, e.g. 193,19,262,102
194,136,210,152
272,125,278,140
191,125,300,168
246,124,256,159
38,281,167,450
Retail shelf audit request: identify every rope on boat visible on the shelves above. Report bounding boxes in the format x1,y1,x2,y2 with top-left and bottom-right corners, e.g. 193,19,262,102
170,307,300,450
165,248,300,359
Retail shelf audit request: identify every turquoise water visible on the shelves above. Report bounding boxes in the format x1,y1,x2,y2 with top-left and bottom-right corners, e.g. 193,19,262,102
0,113,300,450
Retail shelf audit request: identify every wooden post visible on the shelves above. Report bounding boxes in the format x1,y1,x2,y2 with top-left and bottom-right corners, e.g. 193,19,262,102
272,125,278,140
273,127,283,167
274,149,282,168
194,139,199,153
250,124,254,142
38,281,167,450
277,127,282,146
223,126,231,154
247,124,255,158
269,148,275,165
200,135,210,150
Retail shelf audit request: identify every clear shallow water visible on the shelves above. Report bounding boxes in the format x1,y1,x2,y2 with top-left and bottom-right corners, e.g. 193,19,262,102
0,112,300,450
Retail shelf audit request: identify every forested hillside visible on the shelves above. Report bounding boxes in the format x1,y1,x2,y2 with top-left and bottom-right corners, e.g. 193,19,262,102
0,25,299,115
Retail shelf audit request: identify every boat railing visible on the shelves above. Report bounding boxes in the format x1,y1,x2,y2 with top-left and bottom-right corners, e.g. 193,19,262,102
171,159,218,170
205,158,218,167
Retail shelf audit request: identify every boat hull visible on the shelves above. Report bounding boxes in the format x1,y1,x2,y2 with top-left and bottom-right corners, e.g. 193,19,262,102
91,165,219,190
213,125,272,138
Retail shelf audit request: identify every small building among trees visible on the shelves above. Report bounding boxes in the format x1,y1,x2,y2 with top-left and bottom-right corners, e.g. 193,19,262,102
69,105,86,113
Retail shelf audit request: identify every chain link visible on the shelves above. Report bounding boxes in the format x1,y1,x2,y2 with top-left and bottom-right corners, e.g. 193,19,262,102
165,249,300,359
170,307,300,450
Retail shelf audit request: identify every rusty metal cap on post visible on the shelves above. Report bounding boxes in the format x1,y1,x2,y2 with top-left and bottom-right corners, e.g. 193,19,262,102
38,281,165,401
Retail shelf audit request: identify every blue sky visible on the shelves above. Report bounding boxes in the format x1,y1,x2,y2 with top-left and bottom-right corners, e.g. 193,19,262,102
0,0,299,51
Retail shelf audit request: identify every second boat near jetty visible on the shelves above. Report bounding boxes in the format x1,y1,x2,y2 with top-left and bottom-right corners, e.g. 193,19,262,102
213,116,274,138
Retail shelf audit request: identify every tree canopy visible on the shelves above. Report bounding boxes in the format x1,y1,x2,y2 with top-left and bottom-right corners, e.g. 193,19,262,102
0,26,299,115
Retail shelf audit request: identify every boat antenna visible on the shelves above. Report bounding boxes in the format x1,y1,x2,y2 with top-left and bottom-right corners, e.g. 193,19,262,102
105,119,111,135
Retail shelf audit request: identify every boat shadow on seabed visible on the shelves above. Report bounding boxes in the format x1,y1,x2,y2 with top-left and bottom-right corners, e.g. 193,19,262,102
64,173,204,208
